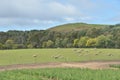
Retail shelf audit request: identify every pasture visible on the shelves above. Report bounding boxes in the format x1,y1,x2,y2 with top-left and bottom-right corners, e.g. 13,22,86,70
0,48,120,65
0,48,120,80
0,68,120,80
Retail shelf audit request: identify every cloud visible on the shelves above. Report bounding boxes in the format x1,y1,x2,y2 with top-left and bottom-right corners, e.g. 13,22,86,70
69,0,96,9
0,0,95,26
0,0,80,26
0,0,119,28
64,17,75,21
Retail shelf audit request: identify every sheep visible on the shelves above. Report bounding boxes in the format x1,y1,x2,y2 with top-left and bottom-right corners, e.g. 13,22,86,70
33,54,38,63
95,53,98,55
33,54,37,57
85,50,89,53
52,54,61,59
76,50,81,53
108,54,113,56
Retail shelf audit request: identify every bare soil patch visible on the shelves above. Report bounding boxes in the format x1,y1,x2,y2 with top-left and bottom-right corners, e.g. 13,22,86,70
0,61,120,71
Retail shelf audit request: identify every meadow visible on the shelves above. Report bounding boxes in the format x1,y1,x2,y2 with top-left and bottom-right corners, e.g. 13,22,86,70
0,68,120,80
0,48,120,80
0,48,120,65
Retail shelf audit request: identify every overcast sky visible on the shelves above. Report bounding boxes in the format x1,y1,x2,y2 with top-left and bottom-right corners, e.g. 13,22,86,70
0,0,120,31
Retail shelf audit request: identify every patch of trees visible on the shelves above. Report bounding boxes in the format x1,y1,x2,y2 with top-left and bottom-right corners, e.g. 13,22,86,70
0,25,120,49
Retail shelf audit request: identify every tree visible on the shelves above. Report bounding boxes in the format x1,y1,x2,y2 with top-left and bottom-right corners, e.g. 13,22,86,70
115,23,120,26
5,39,14,49
73,39,79,47
78,37,89,48
86,28,102,38
86,38,97,47
46,40,54,48
0,43,3,49
66,43,73,48
96,35,111,48
0,24,120,49
13,44,26,49
42,41,47,48
55,38,62,48
61,38,69,48
77,30,87,38
113,33,120,48
0,32,8,44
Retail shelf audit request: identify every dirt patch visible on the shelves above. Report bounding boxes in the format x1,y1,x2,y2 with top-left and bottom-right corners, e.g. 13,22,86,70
0,61,120,71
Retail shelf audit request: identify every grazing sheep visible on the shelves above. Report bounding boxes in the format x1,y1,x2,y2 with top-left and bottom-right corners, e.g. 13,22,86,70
76,50,81,53
52,54,61,59
108,54,113,56
33,54,38,63
33,55,37,57
54,56,59,59
80,49,84,52
95,53,98,55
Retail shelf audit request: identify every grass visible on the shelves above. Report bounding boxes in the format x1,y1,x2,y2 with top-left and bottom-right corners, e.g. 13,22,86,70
0,68,120,80
0,48,120,65
109,64,120,69
48,23,109,32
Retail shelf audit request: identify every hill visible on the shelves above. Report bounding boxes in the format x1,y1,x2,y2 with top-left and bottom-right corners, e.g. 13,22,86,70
0,22,120,49
48,23,109,32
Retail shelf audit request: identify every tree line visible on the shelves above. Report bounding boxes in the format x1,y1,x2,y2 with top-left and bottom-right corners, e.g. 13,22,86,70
0,24,120,49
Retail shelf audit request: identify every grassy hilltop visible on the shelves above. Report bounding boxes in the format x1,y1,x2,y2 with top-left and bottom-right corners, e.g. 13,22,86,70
48,23,109,32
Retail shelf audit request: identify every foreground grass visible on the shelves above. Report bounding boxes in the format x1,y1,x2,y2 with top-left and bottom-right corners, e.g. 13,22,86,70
109,64,120,69
0,68,120,80
0,48,120,65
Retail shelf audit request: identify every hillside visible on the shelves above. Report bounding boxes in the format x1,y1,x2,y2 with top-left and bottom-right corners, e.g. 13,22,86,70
48,23,109,32
0,23,120,49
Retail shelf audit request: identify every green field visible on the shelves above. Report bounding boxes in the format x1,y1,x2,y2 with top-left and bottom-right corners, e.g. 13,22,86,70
0,68,120,80
0,48,120,65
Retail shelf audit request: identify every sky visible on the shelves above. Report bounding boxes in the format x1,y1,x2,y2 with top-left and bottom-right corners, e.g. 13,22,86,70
0,0,120,31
